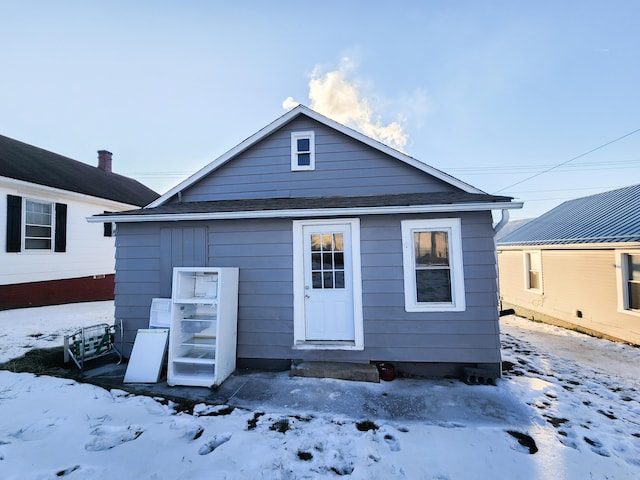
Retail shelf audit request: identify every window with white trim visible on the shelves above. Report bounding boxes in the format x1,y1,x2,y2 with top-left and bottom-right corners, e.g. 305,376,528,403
617,251,640,313
524,251,542,292
291,131,315,171
401,218,466,312
5,194,67,253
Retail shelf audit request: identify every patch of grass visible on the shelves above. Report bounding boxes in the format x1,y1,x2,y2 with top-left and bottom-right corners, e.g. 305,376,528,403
192,426,204,440
170,400,198,415
330,464,354,475
292,414,313,422
507,430,538,454
269,419,290,434
584,436,599,447
297,450,313,461
0,346,78,378
356,420,378,432
597,409,617,420
544,415,569,428
195,405,235,417
247,411,264,431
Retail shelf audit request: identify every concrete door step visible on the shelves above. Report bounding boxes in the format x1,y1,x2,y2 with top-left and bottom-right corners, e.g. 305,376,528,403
290,361,380,383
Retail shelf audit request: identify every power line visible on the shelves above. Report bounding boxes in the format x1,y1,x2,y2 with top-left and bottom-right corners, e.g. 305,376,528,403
492,128,640,194
447,158,640,174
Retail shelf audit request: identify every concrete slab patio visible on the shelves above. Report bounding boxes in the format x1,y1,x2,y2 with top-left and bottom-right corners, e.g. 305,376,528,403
81,361,530,426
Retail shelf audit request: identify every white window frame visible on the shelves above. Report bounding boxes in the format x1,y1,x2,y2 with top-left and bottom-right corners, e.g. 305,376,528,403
291,131,315,171
22,197,55,252
523,250,543,293
401,218,466,312
615,250,640,317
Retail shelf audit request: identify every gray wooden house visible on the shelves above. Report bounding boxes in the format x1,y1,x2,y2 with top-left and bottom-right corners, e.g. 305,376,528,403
92,106,521,378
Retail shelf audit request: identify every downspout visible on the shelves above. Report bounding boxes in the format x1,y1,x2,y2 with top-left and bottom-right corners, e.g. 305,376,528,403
493,209,510,233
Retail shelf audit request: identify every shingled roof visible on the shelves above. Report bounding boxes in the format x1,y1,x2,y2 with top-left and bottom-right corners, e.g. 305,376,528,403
92,191,515,223
498,184,640,246
0,134,159,207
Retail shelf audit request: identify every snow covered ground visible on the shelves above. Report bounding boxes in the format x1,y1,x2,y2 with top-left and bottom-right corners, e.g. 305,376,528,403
0,302,639,479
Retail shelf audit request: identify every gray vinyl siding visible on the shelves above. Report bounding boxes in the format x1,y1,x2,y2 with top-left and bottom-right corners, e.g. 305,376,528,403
357,212,500,364
114,210,501,363
180,116,456,202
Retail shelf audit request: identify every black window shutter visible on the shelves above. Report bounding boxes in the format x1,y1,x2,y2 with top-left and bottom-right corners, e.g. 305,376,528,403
54,203,67,252
6,194,22,252
103,211,113,237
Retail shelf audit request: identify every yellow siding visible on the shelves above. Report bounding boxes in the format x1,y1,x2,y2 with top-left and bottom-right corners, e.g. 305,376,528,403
498,247,640,345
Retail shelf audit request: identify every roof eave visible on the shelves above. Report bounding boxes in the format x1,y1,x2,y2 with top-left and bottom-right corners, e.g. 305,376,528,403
1,175,147,209
498,239,640,250
88,201,523,223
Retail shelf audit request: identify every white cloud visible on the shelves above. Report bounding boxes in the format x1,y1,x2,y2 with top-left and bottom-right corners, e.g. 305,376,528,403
281,96,299,110
284,58,410,152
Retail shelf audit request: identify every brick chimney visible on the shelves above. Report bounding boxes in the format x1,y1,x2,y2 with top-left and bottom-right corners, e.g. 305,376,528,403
97,150,113,173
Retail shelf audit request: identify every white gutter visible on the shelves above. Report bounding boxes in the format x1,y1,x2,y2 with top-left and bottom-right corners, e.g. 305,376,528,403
88,201,523,223
493,209,510,233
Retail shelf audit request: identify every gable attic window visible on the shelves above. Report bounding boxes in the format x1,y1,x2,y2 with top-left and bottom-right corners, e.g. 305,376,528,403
401,218,466,312
291,131,315,171
5,194,67,253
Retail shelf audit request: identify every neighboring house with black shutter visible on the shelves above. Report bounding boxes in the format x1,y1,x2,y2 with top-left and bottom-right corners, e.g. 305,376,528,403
497,184,640,345
91,105,522,378
1,135,159,309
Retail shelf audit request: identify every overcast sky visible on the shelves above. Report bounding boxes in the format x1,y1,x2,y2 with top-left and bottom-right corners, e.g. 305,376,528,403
2,1,639,219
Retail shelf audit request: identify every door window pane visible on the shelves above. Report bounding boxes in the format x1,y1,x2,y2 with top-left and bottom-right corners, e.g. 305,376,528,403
310,232,345,289
311,234,321,251
322,252,333,269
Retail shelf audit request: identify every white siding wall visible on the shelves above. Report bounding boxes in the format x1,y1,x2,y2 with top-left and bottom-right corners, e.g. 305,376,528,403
1,180,134,285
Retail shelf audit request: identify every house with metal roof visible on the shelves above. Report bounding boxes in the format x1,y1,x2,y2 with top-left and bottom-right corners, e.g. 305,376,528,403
1,134,159,309
497,184,640,345
91,105,522,379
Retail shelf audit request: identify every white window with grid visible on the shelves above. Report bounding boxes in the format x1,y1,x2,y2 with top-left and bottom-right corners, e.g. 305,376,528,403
291,131,315,171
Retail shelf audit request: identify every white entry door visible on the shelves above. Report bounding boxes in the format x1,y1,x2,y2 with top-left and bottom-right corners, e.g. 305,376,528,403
303,223,354,340
293,219,363,348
